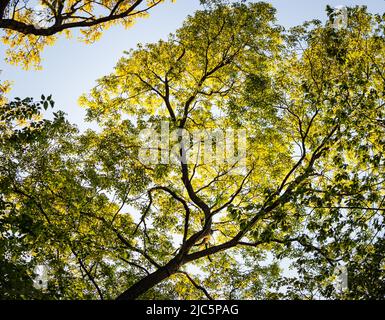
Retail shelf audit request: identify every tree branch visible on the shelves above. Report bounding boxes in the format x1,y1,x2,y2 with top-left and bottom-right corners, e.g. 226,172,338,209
0,0,161,36
178,271,214,300
71,249,104,300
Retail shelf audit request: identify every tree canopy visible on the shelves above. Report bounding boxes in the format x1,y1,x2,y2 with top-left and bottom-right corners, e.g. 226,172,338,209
1,2,385,300
0,0,175,69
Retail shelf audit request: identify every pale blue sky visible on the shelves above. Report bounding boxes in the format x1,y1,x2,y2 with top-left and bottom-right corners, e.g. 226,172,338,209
0,0,384,131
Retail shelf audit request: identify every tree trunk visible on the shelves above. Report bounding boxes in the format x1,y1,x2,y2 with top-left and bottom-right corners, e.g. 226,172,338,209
116,226,213,299
116,260,181,300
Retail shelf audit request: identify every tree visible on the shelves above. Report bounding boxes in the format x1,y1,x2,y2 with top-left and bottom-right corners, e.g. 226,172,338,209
259,6,385,300
0,0,175,69
80,1,286,299
0,75,10,105
0,95,66,299
1,3,385,300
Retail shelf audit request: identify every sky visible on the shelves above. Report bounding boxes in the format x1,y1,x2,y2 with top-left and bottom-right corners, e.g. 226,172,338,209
0,0,384,132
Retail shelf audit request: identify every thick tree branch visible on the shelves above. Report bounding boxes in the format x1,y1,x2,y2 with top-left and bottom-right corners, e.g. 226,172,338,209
0,0,161,36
